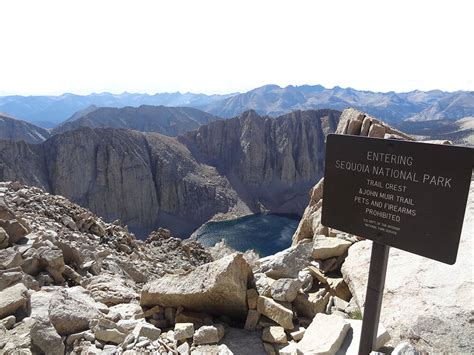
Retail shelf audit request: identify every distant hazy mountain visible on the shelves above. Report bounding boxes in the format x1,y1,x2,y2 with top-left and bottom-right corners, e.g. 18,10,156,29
395,117,474,146
52,105,221,136
200,85,474,123
405,92,474,121
0,92,235,128
0,113,50,143
1,85,473,128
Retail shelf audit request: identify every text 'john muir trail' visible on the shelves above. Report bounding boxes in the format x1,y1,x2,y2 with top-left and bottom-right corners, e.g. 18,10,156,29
335,151,453,188
333,151,456,237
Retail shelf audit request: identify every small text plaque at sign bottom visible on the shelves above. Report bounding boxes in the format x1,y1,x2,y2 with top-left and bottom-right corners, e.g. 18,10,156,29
322,134,473,264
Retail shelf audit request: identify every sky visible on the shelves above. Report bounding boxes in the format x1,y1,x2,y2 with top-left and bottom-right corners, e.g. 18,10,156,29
0,0,473,96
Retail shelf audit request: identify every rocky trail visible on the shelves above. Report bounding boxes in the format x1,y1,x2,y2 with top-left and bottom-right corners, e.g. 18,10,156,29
0,108,472,354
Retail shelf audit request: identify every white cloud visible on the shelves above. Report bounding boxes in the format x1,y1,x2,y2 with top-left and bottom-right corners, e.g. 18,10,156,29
0,0,473,95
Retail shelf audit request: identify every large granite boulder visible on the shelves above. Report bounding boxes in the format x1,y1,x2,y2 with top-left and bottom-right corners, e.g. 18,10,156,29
0,282,28,318
341,181,474,353
257,242,313,279
141,253,251,319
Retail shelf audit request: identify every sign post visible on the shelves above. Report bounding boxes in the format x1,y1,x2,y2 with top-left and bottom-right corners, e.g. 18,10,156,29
322,134,473,354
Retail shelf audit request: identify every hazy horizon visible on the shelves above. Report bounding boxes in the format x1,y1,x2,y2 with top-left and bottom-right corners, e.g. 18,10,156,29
0,82,472,98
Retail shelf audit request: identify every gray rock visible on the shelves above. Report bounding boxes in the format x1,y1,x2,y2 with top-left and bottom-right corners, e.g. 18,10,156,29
0,227,9,249
247,288,258,309
261,326,287,344
193,325,223,345
368,123,386,138
0,248,23,270
133,322,161,341
296,313,350,355
258,242,313,279
30,318,65,355
312,235,351,260
0,282,28,318
293,288,330,319
141,253,250,319
244,309,260,331
336,319,390,354
84,275,139,306
256,296,293,330
270,278,302,302
0,315,15,329
49,286,102,335
174,322,194,340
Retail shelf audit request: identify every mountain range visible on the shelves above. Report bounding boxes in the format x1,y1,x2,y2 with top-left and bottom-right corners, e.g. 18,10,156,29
0,109,340,237
1,85,473,128
52,105,221,136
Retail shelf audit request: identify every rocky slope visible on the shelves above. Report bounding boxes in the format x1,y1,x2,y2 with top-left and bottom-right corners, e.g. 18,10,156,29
292,108,474,352
52,105,221,136
0,113,50,144
0,109,339,237
0,181,218,354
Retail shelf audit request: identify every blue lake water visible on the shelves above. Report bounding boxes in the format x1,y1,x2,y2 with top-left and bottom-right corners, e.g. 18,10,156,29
192,213,300,257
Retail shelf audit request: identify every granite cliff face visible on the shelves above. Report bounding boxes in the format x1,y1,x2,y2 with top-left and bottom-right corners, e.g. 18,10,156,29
0,109,340,237
0,128,245,237
181,109,340,213
52,105,220,136
0,113,50,144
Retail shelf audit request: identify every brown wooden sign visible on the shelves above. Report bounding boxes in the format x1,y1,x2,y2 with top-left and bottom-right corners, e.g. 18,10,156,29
322,134,473,264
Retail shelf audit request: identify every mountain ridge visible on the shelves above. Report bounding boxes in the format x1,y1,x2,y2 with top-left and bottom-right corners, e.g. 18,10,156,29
2,85,473,128
0,109,341,237
52,105,221,136
0,113,50,144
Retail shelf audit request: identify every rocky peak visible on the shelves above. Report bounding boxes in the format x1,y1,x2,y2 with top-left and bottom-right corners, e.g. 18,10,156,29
0,113,50,144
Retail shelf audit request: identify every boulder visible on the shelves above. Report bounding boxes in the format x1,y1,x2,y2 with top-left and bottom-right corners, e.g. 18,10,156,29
1,315,15,329
360,117,371,136
84,275,138,306
327,277,351,302
256,296,293,329
0,248,23,270
336,319,390,354
312,235,351,260
296,313,350,355
174,322,194,340
108,303,143,320
30,318,65,355
244,309,260,331
0,269,23,290
368,123,386,138
91,318,127,345
293,289,330,319
133,322,161,341
49,286,102,335
258,242,313,279
270,278,302,302
0,282,28,318
247,288,259,309
342,237,474,352
0,219,29,244
254,272,274,297
37,246,65,283
262,326,287,344
141,253,251,319
193,325,224,345
0,227,9,249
